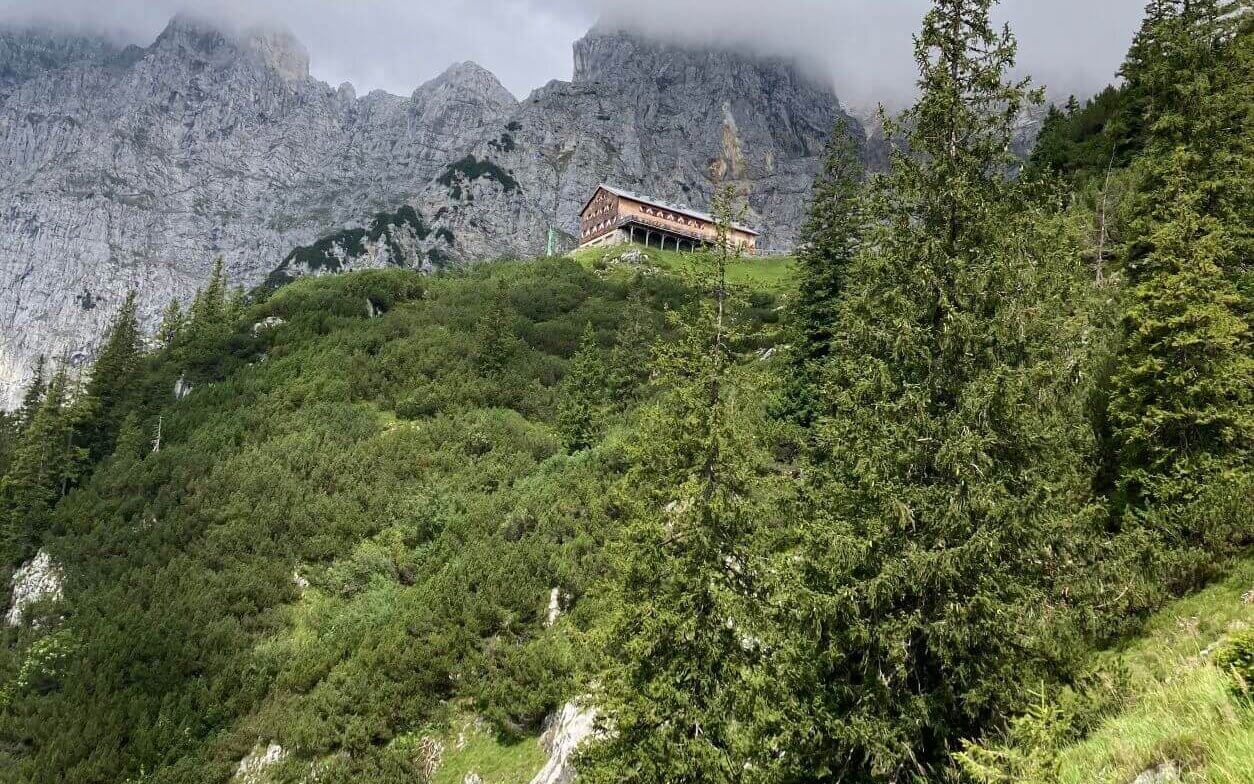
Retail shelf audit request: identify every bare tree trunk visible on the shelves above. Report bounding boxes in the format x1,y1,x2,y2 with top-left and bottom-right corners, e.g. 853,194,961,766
946,2,963,254
1095,150,1116,285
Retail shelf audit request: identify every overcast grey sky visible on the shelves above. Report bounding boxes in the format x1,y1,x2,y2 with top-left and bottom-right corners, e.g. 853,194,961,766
0,0,1145,106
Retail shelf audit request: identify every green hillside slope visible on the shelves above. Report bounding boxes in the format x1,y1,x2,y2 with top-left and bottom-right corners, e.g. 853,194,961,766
0,259,785,784
1,2,1249,782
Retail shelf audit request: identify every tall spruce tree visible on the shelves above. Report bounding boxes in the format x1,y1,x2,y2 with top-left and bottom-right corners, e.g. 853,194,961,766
556,324,610,451
179,259,239,382
191,257,228,326
776,118,865,426
583,187,776,784
226,286,248,322
605,290,656,407
0,367,88,563
1108,0,1180,162
472,282,521,374
81,291,145,461
17,355,47,431
0,411,14,479
156,298,185,349
776,1,1097,778
1108,2,1252,547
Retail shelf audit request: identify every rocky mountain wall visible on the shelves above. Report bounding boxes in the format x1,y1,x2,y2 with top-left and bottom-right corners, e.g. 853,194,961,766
0,16,861,407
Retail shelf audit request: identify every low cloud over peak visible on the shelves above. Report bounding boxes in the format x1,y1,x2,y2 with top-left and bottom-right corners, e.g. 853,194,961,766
0,0,1145,105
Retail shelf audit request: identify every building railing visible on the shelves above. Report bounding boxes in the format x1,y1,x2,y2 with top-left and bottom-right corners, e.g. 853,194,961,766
586,214,758,243
581,215,787,256
620,215,710,243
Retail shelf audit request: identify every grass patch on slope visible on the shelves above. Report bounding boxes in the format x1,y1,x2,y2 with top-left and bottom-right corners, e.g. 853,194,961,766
1054,665,1251,784
1052,557,1254,784
571,245,797,294
430,715,547,784
962,557,1254,784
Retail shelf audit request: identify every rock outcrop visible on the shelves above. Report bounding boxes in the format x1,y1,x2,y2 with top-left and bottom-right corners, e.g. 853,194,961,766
545,587,563,628
1132,761,1182,784
529,701,597,784
5,549,63,626
232,742,286,784
0,17,863,407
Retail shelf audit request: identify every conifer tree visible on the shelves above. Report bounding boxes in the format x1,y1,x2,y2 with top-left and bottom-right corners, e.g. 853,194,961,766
1109,0,1180,162
583,186,775,784
17,355,47,431
777,1,1096,777
81,291,145,461
0,411,15,479
1028,103,1072,173
1108,2,1252,544
191,257,228,326
156,298,185,349
605,291,656,407
110,412,149,465
0,367,88,562
1110,164,1252,526
556,324,610,451
179,260,240,381
226,286,248,322
776,118,864,426
472,282,521,374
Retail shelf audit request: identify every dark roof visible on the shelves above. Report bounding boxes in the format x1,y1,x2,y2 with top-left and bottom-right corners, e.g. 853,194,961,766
580,184,759,236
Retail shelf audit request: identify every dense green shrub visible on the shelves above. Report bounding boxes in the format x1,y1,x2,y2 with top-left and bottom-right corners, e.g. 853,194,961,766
1215,630,1254,699
437,156,521,198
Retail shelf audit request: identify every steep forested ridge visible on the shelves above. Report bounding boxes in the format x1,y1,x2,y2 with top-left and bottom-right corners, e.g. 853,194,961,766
0,1,1250,783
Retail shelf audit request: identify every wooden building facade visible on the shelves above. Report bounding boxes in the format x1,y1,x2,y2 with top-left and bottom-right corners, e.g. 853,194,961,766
578,185,759,253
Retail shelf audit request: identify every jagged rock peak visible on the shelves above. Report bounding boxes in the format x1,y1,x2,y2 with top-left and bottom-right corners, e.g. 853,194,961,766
415,61,517,107
0,25,120,94
150,14,232,53
572,25,834,92
244,28,311,82
151,13,310,82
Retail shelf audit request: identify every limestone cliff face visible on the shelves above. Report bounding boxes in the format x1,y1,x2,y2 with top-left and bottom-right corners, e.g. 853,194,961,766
0,19,861,407
417,27,859,261
0,27,120,98
0,17,512,406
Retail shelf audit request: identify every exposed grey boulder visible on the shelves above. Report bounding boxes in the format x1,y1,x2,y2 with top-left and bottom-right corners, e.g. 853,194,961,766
252,316,286,335
1132,761,1181,784
232,742,286,784
5,549,63,626
529,700,597,784
545,587,563,628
